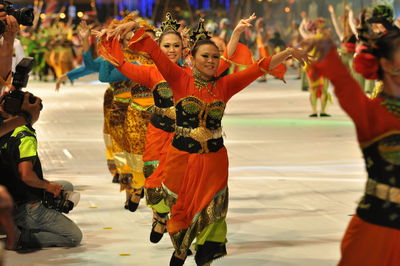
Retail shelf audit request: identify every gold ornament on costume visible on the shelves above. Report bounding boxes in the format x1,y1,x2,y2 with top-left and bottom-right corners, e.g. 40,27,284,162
190,18,211,44
161,12,180,33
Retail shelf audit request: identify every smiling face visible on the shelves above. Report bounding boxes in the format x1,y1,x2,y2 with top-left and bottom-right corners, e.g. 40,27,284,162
159,32,183,64
192,43,220,80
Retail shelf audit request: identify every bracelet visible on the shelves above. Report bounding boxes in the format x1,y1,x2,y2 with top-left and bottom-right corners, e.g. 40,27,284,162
125,32,134,41
19,110,32,125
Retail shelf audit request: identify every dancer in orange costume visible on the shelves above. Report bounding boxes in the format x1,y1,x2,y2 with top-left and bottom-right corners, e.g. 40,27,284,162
100,13,257,244
307,9,400,265
100,19,307,264
300,17,331,117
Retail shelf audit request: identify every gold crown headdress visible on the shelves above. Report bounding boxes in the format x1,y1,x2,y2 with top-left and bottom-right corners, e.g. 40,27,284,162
161,12,180,33
190,18,211,43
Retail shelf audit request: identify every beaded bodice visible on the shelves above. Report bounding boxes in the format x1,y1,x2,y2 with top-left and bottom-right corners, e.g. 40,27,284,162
150,82,175,132
173,96,225,153
357,132,400,229
130,83,153,100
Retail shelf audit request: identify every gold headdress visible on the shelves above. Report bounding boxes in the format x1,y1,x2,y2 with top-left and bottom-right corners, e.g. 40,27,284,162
190,18,211,44
161,12,180,33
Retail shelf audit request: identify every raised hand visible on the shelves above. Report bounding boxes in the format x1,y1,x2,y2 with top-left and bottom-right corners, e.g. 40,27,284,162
107,21,137,41
78,20,91,41
233,13,256,34
328,5,335,14
92,28,110,39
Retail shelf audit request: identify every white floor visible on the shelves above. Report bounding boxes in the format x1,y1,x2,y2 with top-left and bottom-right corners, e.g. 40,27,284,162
3,74,366,266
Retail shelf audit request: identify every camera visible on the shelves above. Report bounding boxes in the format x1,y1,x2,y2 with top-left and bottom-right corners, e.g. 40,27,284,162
2,57,41,115
42,190,80,214
0,1,34,35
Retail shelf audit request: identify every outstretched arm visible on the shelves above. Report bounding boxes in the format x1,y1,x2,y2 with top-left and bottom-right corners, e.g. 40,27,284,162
328,5,344,41
223,47,309,100
346,5,358,37
127,29,186,89
100,28,187,93
299,11,312,39
226,13,256,58
98,37,160,88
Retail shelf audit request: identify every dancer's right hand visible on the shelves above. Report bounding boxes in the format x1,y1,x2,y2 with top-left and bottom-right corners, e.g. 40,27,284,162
55,74,68,91
107,21,138,41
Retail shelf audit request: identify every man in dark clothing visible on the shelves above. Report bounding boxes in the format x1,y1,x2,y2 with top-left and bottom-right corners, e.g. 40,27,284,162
0,123,82,250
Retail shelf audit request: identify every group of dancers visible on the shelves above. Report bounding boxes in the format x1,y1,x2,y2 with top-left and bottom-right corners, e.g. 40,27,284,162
55,4,400,266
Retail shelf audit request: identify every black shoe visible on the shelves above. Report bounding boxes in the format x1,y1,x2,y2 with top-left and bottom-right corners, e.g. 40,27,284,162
127,189,143,212
195,241,227,266
112,174,120,184
309,113,318,117
127,199,139,212
150,218,167,243
170,252,186,266
319,113,331,117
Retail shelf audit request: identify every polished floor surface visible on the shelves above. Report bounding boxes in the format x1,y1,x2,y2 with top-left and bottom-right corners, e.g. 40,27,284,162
3,73,366,266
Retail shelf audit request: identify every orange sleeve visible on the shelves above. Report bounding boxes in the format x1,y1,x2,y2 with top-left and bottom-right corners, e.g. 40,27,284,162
313,48,370,134
217,43,254,76
118,63,162,89
127,28,188,94
222,56,271,101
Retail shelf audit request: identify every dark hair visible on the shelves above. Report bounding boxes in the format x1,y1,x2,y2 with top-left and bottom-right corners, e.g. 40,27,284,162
191,39,219,57
374,30,400,79
159,30,182,43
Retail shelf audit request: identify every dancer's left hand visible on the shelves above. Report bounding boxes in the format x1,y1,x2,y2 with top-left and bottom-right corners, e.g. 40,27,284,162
289,47,312,66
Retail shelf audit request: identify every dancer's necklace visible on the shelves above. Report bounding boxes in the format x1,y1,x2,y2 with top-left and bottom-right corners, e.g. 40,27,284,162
379,91,400,118
193,68,217,97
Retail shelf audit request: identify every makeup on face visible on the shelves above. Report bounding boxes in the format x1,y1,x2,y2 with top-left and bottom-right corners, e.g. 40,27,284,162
160,33,183,63
193,44,220,80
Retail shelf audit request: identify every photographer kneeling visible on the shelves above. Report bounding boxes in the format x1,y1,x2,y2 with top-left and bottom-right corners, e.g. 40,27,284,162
0,102,82,250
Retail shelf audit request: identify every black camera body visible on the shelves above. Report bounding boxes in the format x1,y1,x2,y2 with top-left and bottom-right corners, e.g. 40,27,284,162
2,57,40,115
0,1,34,35
42,190,80,214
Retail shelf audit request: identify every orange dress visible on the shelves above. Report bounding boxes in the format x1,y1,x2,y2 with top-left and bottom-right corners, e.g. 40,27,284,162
314,48,400,266
106,29,286,262
100,40,260,214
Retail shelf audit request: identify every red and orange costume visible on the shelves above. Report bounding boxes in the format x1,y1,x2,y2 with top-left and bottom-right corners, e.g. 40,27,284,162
100,37,258,218
314,48,400,265
99,28,285,264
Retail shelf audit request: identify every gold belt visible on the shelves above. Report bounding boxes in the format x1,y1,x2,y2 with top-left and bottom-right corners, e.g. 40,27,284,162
153,106,176,120
365,178,400,204
175,126,222,143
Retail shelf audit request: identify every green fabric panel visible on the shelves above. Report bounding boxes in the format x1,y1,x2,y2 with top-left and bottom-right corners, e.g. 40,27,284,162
11,126,37,159
194,218,227,249
144,160,159,166
148,199,170,214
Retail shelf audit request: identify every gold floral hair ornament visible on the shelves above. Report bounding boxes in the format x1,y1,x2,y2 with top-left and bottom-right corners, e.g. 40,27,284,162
190,18,211,44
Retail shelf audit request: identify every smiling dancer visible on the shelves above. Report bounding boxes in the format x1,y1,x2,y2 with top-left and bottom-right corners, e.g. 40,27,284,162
306,6,400,265
100,13,258,244
99,15,308,264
